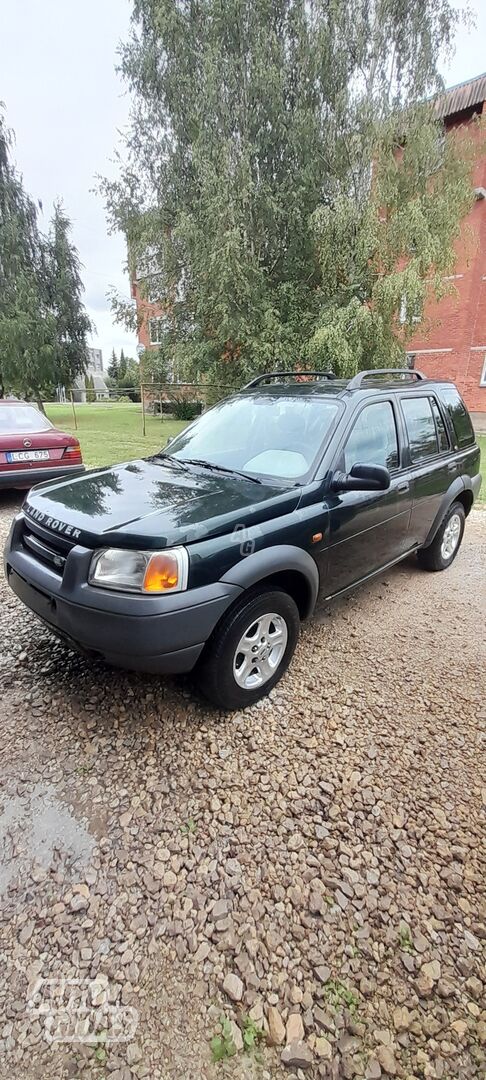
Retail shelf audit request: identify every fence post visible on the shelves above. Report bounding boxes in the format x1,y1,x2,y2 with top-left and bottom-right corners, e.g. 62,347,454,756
141,384,146,436
69,389,78,431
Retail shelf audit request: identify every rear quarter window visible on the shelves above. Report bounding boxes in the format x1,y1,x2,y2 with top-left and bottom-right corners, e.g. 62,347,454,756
438,387,475,449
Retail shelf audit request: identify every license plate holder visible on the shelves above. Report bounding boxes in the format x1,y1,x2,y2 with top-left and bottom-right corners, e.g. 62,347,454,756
6,450,50,463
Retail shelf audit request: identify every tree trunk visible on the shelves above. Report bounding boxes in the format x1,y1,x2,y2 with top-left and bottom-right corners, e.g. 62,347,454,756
35,396,46,415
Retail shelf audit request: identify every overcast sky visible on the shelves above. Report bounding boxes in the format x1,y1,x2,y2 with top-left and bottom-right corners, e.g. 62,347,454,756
2,0,486,371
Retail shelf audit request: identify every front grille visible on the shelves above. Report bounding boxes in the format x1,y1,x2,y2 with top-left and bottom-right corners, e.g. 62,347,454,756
22,519,75,575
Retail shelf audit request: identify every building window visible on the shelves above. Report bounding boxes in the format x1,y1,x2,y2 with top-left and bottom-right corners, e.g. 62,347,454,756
399,297,422,325
480,355,486,387
136,246,163,279
148,278,161,304
149,316,169,345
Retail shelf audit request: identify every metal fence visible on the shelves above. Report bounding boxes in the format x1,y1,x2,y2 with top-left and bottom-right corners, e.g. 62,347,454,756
45,382,237,435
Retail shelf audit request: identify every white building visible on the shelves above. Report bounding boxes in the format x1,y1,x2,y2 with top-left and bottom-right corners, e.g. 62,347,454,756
70,348,109,402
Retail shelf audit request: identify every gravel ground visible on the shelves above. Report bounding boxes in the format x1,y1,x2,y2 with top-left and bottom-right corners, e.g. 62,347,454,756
0,493,484,1080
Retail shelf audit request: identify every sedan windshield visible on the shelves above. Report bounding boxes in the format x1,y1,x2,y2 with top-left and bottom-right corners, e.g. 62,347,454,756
0,405,53,434
164,394,339,482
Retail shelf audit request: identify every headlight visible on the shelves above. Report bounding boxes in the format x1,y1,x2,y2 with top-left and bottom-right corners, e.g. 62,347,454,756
88,547,189,594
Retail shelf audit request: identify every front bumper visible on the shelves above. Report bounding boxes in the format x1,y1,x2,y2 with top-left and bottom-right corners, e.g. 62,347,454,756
4,514,241,674
0,464,85,491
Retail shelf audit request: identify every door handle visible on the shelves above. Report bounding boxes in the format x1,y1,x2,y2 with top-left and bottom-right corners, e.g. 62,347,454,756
397,482,409,493
447,462,457,473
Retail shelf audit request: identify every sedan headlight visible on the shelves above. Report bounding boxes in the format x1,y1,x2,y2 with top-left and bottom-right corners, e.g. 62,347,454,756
88,547,189,594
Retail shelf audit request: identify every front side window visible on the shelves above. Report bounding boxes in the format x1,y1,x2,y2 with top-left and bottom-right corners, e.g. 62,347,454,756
0,405,53,434
438,386,475,448
165,393,340,482
343,401,399,473
401,396,438,461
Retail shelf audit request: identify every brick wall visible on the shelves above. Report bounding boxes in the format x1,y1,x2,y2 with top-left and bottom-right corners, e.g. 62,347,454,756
407,103,486,412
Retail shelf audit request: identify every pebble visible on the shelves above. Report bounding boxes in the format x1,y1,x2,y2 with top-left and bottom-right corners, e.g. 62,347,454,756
222,972,243,1003
267,1006,286,1046
0,499,484,1080
281,1040,313,1069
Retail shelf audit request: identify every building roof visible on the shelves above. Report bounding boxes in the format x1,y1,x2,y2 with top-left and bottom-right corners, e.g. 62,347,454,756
435,72,486,120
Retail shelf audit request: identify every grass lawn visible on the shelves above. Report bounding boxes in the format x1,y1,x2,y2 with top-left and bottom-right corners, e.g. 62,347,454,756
45,402,187,470
477,435,486,504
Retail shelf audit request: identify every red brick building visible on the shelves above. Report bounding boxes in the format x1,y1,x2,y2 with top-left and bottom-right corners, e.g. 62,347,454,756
406,72,486,414
132,73,486,412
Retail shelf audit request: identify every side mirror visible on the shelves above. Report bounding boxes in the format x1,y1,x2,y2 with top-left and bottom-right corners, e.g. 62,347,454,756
166,435,174,447
331,463,391,493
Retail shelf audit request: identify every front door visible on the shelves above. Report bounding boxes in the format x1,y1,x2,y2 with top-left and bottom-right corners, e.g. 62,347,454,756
326,399,413,597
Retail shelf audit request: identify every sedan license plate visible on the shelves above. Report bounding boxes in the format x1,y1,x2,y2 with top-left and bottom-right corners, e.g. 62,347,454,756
6,450,50,463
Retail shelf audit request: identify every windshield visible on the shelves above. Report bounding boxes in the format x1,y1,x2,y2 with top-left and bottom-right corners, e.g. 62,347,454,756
0,405,53,434
165,393,339,482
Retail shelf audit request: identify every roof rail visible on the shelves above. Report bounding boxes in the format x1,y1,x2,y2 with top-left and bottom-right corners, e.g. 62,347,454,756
244,370,335,389
346,368,426,390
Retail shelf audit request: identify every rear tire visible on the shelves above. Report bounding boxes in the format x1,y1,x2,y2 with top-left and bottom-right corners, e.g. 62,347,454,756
417,500,465,572
196,587,300,710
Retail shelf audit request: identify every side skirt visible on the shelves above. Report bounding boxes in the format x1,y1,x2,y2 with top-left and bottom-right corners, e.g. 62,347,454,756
323,546,420,602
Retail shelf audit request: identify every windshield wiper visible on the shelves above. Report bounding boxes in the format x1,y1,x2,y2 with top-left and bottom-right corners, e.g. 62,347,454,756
149,453,190,472
182,458,263,484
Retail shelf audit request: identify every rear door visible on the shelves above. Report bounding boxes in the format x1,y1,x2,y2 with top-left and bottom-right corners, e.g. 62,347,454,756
326,397,413,596
397,393,453,544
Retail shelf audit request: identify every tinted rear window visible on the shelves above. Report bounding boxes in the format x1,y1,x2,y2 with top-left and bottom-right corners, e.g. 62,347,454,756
438,387,475,448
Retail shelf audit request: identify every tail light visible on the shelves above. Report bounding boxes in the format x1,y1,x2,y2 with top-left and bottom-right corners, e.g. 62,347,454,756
63,442,83,464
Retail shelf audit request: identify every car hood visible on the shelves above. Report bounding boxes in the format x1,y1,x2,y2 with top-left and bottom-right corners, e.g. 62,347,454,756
23,457,300,548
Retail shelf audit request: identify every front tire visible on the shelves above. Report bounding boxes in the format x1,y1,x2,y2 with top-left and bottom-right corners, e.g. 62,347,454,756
196,587,300,710
417,500,465,572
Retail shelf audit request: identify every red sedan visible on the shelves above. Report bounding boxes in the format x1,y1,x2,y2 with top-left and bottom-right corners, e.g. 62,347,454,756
0,401,85,490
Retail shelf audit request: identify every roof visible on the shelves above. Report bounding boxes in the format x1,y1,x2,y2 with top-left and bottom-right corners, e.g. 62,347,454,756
239,373,452,400
434,72,486,120
92,375,108,390
239,381,348,399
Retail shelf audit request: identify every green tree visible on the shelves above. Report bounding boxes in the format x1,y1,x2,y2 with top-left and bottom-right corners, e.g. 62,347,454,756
0,111,56,404
0,115,92,404
118,347,128,380
117,356,141,401
108,348,119,380
142,347,169,386
85,373,96,402
104,0,474,383
46,201,92,387
308,108,477,373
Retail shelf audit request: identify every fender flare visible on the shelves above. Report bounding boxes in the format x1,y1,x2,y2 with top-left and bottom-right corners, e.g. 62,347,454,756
220,544,320,618
424,477,468,548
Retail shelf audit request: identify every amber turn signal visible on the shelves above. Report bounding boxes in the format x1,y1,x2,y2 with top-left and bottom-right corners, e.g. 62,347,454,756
143,551,181,592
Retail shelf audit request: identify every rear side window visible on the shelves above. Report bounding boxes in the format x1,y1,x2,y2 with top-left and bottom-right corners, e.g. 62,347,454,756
431,398,450,452
401,397,438,462
438,386,475,448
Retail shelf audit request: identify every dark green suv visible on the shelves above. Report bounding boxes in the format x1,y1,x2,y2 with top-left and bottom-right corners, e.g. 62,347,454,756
4,369,481,709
